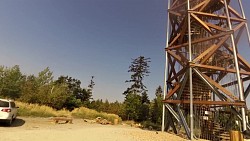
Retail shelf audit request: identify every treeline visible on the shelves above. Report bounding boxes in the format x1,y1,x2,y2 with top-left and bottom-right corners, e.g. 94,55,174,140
88,85,163,127
0,55,164,129
0,65,94,111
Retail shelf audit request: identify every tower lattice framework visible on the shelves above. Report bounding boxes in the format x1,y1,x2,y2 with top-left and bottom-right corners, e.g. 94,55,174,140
162,0,250,140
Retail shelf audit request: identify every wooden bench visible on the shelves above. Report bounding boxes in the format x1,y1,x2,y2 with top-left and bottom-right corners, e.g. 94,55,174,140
50,117,73,124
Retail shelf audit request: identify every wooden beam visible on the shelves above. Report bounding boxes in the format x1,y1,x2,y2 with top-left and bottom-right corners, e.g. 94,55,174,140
165,84,180,99
233,21,245,32
168,67,188,82
205,22,227,31
167,50,185,65
235,26,245,45
200,35,230,64
193,44,217,63
169,33,181,47
170,0,179,9
198,72,239,101
199,0,211,12
169,10,182,17
191,64,250,75
171,1,187,11
219,0,243,19
225,46,250,71
190,0,208,11
167,31,233,50
162,100,246,107
228,5,243,19
168,56,178,82
191,13,212,33
191,11,246,22
222,77,250,87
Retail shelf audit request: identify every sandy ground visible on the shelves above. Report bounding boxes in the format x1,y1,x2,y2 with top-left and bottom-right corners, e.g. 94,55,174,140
0,117,198,141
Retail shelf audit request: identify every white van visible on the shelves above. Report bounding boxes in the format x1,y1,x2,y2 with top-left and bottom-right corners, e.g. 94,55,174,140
0,99,18,126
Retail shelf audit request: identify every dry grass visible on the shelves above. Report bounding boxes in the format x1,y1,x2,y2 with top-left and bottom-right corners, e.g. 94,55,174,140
72,107,122,124
16,101,121,123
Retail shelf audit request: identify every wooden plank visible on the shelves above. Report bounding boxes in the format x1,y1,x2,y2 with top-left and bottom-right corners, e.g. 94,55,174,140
229,130,244,141
51,117,73,124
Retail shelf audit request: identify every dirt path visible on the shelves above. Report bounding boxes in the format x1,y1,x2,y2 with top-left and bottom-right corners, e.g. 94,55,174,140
0,117,191,141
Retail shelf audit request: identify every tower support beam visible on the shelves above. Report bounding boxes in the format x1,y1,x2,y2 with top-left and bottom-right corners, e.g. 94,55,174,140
223,0,247,131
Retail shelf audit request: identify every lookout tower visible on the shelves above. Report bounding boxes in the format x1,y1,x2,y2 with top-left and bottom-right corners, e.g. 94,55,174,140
162,0,250,140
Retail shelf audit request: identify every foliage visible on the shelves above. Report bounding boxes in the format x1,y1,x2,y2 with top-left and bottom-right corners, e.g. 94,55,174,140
0,65,24,99
123,56,150,95
55,76,92,105
123,56,151,122
150,86,163,124
0,65,166,127
124,92,141,120
142,120,161,131
88,99,126,120
0,66,93,111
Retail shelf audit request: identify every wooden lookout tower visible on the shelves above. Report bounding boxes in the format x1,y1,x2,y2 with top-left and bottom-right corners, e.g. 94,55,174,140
162,0,250,140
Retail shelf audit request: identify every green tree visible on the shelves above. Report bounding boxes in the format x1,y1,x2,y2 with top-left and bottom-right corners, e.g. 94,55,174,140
19,75,39,103
0,65,24,99
124,92,141,120
138,91,150,121
123,56,150,95
55,75,90,110
123,56,151,121
151,86,163,124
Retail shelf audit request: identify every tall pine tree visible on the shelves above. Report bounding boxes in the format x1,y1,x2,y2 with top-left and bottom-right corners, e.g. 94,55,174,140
123,56,150,121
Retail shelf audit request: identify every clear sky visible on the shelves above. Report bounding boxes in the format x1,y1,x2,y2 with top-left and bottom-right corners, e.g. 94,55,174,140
0,0,249,102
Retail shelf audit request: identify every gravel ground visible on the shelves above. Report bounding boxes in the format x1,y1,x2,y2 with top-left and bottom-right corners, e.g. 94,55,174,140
0,117,204,141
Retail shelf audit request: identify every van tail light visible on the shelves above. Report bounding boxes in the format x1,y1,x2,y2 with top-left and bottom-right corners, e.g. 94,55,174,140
1,109,11,112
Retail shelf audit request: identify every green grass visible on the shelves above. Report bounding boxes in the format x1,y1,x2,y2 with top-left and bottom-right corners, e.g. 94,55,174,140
16,101,121,123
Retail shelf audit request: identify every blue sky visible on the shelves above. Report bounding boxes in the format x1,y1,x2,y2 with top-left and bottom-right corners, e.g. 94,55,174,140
0,0,249,102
